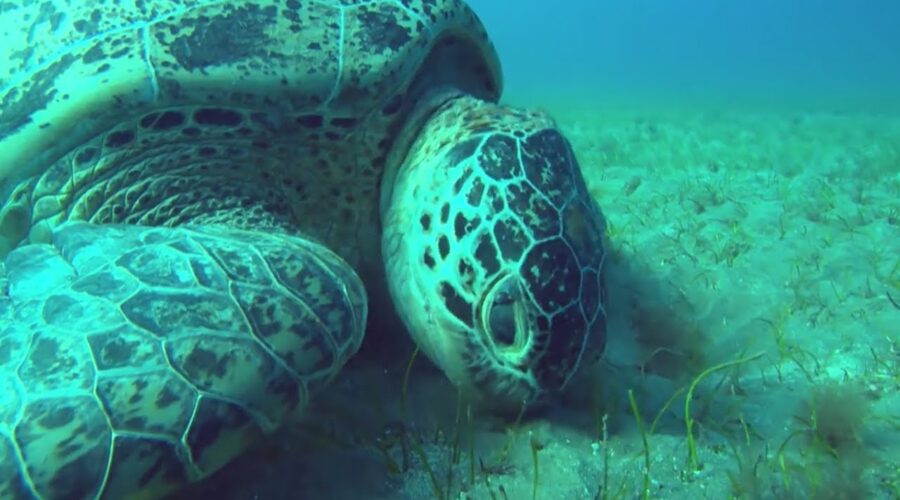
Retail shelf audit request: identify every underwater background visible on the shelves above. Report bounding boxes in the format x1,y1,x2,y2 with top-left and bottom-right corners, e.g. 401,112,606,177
472,0,900,112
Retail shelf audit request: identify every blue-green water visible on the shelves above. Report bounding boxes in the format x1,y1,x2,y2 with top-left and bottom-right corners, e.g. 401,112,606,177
469,0,900,110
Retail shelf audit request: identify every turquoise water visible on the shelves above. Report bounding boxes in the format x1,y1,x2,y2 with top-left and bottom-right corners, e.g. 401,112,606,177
470,0,900,110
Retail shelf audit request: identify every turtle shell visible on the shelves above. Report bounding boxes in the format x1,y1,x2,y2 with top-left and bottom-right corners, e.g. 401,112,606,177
0,0,501,261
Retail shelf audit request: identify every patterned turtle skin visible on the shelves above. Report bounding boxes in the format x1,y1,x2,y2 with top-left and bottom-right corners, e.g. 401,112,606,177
0,223,366,499
0,0,608,498
382,95,608,406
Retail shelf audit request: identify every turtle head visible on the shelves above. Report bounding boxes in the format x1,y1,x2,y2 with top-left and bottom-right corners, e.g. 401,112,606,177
381,95,608,410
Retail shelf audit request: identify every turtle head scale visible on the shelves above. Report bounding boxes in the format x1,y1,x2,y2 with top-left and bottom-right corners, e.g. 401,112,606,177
382,94,609,410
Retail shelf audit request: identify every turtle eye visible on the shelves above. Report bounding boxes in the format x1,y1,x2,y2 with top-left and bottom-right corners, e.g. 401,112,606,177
483,277,526,351
487,285,517,346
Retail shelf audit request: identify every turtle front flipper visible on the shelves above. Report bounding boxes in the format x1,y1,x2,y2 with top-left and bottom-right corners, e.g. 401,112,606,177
0,222,366,499
382,95,608,410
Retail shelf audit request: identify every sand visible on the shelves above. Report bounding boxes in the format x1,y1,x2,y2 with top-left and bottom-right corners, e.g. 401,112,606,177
178,100,900,500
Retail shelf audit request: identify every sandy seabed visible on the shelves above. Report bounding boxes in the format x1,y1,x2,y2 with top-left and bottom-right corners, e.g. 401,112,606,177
179,100,900,500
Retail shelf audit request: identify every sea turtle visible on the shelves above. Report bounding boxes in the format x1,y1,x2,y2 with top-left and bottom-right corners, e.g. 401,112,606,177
0,0,608,498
